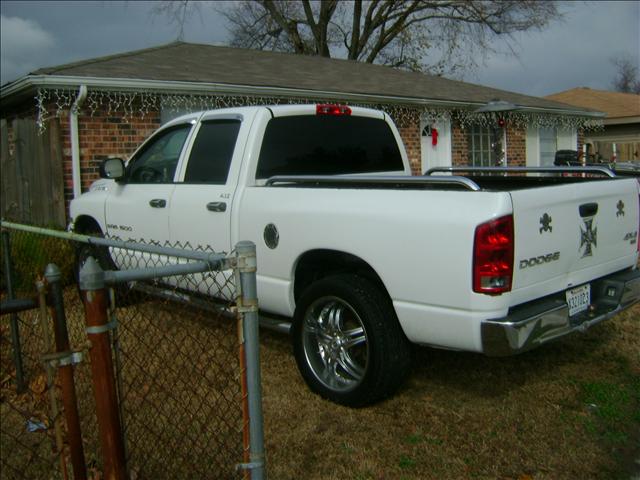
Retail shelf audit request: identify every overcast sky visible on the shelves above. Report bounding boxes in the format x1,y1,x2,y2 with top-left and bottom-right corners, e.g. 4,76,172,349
1,0,638,98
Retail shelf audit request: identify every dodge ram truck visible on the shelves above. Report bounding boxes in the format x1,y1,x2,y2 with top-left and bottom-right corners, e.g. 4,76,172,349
70,104,640,406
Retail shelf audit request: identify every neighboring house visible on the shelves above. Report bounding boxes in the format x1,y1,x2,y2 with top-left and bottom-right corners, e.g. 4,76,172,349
0,42,600,226
546,87,640,162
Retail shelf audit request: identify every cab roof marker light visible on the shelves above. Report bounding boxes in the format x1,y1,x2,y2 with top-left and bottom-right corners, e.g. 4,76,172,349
316,104,352,116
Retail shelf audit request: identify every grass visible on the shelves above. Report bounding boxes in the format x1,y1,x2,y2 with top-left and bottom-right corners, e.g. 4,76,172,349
2,280,638,479
259,304,640,479
0,230,75,295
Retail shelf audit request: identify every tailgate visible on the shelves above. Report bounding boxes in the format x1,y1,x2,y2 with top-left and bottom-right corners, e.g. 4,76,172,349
509,178,639,304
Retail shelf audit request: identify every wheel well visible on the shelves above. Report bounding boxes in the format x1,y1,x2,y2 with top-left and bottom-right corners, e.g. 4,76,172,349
73,215,102,235
293,249,388,302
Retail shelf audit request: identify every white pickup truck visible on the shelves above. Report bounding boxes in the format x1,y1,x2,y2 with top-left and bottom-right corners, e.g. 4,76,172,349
70,104,640,406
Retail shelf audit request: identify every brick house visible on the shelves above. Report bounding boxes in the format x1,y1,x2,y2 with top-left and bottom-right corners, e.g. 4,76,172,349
0,42,600,226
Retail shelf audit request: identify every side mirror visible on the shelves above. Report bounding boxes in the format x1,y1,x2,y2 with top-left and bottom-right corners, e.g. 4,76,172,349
99,158,126,181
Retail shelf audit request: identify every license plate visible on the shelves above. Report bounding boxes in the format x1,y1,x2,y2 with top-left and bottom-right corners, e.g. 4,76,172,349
566,284,590,316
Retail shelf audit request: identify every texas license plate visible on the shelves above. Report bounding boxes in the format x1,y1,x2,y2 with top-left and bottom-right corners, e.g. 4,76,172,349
566,284,591,316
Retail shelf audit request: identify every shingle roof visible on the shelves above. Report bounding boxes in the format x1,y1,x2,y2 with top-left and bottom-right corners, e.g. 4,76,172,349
545,87,640,119
31,41,581,112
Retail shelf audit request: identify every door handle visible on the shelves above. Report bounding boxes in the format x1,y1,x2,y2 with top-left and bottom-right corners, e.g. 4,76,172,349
149,199,167,208
206,202,227,212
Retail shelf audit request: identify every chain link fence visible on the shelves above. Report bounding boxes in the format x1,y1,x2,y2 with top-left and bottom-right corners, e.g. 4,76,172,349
1,229,74,480
0,222,265,479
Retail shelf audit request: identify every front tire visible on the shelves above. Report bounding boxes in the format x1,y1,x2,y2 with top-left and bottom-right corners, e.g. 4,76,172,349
74,232,129,303
75,235,116,284
292,274,412,407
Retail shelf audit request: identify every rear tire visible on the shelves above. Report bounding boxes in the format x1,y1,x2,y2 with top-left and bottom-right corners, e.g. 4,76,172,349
292,274,412,407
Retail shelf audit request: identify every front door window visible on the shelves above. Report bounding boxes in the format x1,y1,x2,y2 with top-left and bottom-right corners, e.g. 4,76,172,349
127,125,191,183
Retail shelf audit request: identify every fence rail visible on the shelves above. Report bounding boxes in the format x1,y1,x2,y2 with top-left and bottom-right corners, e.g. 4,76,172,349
0,221,265,479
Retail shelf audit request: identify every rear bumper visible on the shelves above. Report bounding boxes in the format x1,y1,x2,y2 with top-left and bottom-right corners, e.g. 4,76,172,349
481,268,640,356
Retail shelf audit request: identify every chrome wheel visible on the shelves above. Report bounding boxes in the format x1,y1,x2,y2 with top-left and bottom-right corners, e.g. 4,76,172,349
301,296,368,392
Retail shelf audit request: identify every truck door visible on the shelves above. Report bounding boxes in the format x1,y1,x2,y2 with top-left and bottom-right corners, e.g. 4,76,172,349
169,114,244,254
105,123,193,243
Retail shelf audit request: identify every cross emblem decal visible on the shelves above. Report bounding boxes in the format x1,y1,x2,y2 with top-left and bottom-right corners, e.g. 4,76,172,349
580,218,597,258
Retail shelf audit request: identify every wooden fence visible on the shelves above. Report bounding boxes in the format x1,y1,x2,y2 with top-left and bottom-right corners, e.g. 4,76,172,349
0,118,66,228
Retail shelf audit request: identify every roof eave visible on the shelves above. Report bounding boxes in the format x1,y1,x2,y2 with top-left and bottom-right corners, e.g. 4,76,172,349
602,115,640,125
1,74,601,118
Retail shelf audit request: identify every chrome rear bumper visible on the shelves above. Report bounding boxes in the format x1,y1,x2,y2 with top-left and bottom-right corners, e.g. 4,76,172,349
481,268,640,356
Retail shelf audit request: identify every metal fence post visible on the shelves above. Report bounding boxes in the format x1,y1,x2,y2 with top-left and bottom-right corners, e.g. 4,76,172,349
36,279,70,480
44,264,88,480
236,241,265,480
2,229,26,393
79,257,127,480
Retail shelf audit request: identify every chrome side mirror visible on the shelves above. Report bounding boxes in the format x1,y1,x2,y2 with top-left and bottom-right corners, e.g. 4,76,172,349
99,158,126,181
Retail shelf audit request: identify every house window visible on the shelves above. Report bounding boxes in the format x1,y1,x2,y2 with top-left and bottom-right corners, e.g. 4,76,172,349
467,125,499,166
539,127,557,166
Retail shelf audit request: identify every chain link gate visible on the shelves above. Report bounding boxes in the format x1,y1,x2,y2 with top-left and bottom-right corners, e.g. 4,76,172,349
0,221,265,479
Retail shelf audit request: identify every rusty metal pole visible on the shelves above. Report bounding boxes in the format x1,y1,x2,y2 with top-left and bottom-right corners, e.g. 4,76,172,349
36,279,70,480
44,264,87,480
79,256,127,480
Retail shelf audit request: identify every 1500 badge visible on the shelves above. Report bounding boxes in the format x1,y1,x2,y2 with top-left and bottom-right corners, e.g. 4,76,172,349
107,224,133,232
519,251,560,269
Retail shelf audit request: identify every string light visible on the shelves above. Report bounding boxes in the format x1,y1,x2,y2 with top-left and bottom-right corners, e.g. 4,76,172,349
34,88,603,136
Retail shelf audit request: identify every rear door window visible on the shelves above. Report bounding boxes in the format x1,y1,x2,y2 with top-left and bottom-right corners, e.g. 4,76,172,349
256,115,403,179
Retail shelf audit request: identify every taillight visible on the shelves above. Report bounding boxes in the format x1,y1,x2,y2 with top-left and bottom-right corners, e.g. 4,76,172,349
316,104,352,116
473,215,514,295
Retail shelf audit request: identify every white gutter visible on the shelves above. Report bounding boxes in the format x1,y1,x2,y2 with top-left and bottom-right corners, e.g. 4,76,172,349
70,85,88,198
0,74,604,118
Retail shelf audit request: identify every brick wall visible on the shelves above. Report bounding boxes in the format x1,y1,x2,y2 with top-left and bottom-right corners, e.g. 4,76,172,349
397,123,422,175
505,125,526,166
451,122,469,166
60,103,161,204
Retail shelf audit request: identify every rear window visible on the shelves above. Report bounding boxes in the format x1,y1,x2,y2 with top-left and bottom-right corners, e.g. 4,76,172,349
256,115,404,179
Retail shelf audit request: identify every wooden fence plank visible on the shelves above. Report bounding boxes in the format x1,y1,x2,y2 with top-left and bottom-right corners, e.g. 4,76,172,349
48,119,66,227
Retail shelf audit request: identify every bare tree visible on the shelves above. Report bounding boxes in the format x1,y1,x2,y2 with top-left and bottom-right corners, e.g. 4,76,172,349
611,56,640,94
151,0,203,42
154,1,562,76
221,1,561,76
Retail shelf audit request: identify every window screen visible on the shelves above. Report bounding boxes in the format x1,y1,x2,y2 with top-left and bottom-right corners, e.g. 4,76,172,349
256,115,404,179
184,120,241,184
